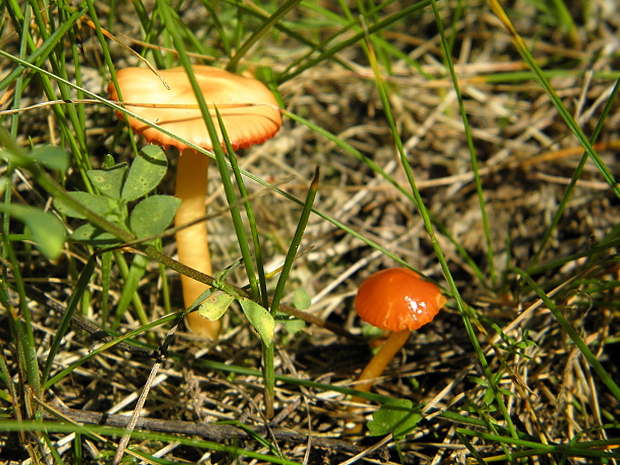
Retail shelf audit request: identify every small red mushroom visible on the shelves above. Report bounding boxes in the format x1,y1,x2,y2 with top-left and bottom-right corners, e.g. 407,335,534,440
108,65,282,339
353,267,446,396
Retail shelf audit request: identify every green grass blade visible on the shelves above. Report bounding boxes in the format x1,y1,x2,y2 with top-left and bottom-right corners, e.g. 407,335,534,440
43,310,178,390
1,236,42,396
42,257,97,385
270,167,320,315
458,427,620,460
0,420,302,465
111,252,149,330
0,3,83,92
198,0,232,56
486,0,620,200
281,108,487,285
262,168,320,418
513,266,620,402
217,112,269,307
226,0,301,72
456,429,488,465
212,109,261,300
278,1,430,83
428,1,496,285
528,76,620,270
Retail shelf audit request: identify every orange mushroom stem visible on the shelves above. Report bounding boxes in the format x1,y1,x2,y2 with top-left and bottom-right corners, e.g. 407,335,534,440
174,148,213,335
352,268,446,402
353,329,412,395
108,66,282,339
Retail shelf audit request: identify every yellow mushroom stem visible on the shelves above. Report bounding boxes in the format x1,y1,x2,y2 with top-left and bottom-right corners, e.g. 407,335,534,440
347,329,411,433
174,148,220,339
351,329,411,403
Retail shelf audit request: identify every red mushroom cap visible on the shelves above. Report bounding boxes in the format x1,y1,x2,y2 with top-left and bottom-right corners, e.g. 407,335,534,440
107,66,282,151
355,268,446,332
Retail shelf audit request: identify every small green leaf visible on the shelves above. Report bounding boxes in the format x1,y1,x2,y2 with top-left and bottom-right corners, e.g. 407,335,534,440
199,293,235,321
1,204,66,260
484,388,495,406
54,192,111,219
87,163,127,199
468,376,487,387
129,195,181,239
239,298,275,347
367,399,422,439
362,324,385,339
71,223,121,246
284,318,305,335
194,265,239,319
292,288,311,310
121,145,168,201
28,145,70,173
102,154,116,169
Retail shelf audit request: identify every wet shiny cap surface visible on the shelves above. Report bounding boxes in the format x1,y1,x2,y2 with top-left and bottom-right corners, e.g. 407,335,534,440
355,268,446,332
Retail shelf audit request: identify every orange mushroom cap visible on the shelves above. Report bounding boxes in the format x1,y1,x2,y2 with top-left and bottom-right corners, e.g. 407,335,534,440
355,268,446,332
107,66,282,151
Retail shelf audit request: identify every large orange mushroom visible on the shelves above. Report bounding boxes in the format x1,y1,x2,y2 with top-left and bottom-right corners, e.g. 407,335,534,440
108,65,282,339
353,267,446,397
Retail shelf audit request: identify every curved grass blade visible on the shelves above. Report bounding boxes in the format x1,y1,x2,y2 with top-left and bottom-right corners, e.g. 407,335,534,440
513,266,620,402
226,0,301,73
486,0,620,200
263,167,320,418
